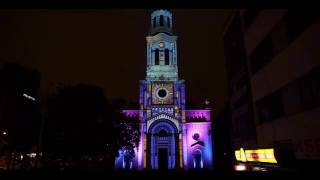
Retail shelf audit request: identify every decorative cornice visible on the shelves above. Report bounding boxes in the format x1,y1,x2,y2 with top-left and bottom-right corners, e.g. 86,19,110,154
146,113,180,132
146,33,177,43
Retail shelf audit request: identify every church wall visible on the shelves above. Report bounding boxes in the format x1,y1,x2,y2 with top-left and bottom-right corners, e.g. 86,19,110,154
184,122,213,169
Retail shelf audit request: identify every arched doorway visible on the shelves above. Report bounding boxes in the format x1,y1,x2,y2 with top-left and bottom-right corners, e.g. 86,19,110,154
148,119,179,169
193,149,203,169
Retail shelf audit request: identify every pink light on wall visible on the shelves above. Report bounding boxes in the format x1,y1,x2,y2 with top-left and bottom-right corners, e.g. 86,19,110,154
182,125,188,168
137,127,144,169
185,110,211,121
184,122,213,169
122,110,140,118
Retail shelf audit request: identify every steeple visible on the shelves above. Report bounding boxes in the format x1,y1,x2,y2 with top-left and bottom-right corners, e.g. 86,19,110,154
146,9,178,81
149,9,174,35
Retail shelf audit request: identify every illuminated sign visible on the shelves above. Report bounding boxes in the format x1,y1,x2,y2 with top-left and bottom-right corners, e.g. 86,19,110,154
235,148,247,162
235,148,277,164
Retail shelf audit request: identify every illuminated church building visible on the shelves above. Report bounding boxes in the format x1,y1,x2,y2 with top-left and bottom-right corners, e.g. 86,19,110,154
115,9,213,170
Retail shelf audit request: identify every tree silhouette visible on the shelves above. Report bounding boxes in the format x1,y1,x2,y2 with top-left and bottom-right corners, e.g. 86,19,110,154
110,98,140,169
43,84,112,169
42,86,141,170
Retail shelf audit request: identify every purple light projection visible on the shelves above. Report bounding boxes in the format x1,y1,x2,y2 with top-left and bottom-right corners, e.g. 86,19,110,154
137,125,144,169
184,122,213,169
122,110,140,118
148,120,178,169
115,9,213,170
185,110,211,121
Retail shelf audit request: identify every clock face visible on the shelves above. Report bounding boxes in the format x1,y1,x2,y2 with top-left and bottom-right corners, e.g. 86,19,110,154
157,89,167,98
152,82,174,105
159,42,165,48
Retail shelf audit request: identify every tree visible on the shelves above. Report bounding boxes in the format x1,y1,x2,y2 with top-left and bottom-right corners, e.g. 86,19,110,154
43,84,111,169
43,88,141,170
117,118,140,166
110,99,140,169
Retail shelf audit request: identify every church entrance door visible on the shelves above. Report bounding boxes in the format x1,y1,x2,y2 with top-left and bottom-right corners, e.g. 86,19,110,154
148,119,179,169
158,148,168,170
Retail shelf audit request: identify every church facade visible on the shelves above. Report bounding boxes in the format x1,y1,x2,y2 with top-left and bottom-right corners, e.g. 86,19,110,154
115,9,213,170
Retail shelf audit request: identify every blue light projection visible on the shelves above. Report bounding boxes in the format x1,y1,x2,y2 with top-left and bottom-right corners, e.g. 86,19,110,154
115,9,213,170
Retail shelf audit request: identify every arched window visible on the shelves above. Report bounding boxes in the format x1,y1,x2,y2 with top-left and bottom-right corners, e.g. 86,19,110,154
165,49,169,65
155,49,159,65
160,15,164,26
167,17,170,27
153,17,156,28
193,150,203,169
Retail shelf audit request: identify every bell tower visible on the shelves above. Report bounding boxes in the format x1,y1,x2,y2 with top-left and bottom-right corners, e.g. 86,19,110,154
137,9,185,170
115,9,213,171
140,9,185,117
146,9,178,81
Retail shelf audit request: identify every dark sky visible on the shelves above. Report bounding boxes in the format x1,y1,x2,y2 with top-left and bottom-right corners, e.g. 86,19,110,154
0,9,231,113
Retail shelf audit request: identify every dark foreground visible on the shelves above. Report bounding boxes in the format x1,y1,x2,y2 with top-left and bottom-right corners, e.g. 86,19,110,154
0,169,314,179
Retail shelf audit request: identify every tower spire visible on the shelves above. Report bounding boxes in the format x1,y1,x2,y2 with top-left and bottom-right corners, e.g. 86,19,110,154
146,9,178,81
150,9,174,36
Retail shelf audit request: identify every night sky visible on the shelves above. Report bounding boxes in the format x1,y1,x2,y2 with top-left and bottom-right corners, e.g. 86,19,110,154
0,9,231,113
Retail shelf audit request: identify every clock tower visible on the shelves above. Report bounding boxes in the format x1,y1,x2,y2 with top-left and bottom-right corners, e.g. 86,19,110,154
139,9,185,169
146,9,178,81
115,9,213,170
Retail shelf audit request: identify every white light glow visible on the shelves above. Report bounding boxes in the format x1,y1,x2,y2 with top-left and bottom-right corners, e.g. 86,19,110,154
252,166,267,171
2,131,7,135
28,153,37,158
23,93,35,101
235,164,247,171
